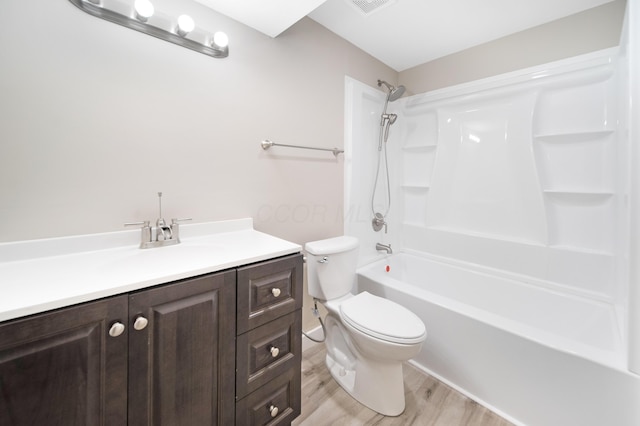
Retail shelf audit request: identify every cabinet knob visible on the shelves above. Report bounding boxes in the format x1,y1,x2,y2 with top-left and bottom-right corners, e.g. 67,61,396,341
109,322,125,337
270,346,280,358
269,404,279,418
271,288,281,297
133,316,149,331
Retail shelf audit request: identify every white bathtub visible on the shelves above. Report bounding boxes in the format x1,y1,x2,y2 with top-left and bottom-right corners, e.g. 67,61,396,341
356,251,640,426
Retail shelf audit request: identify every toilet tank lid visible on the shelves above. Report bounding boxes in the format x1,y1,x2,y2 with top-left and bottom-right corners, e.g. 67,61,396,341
305,236,359,255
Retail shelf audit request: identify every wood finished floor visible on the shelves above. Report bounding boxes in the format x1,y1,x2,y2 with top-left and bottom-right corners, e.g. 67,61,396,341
292,343,514,426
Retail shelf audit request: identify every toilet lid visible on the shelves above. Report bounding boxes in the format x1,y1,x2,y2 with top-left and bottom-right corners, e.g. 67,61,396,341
340,292,426,345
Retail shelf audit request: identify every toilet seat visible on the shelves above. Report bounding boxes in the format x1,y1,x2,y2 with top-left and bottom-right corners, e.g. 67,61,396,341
340,292,426,345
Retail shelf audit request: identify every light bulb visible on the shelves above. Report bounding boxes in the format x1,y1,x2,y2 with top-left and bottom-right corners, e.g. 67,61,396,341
134,0,154,22
212,31,229,48
177,14,195,37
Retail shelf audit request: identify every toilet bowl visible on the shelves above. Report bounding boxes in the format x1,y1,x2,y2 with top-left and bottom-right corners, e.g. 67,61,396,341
305,236,427,416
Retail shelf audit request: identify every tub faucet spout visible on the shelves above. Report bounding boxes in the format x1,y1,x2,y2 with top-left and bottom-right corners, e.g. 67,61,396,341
376,242,392,254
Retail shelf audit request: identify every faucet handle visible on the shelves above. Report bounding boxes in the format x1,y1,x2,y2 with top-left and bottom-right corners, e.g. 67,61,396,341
124,220,150,228
170,218,192,242
124,221,152,245
171,218,192,225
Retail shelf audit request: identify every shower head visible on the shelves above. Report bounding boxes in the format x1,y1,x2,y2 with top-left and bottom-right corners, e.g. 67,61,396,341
383,113,397,142
388,84,405,101
377,79,406,102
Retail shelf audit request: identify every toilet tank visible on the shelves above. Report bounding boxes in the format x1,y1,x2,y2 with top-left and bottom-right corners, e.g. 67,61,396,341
305,236,359,301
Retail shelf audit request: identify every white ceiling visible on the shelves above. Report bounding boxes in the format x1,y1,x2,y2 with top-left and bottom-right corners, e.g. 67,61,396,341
199,0,616,72
193,0,327,37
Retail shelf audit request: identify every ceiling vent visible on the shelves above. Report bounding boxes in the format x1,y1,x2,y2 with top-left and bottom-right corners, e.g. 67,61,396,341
348,0,397,16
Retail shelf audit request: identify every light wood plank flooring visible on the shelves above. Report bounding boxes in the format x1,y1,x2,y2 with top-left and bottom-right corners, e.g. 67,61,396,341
293,343,514,426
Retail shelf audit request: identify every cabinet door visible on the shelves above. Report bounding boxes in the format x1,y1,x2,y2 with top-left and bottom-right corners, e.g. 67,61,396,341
128,270,236,426
0,296,128,426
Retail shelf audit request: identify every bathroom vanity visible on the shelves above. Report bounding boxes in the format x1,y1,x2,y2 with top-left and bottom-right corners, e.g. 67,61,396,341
0,219,302,426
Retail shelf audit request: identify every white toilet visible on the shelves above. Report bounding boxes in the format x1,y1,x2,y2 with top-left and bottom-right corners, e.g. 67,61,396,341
305,236,427,416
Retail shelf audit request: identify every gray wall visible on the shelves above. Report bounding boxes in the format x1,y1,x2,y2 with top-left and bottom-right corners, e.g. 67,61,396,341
0,1,625,245
400,0,626,94
0,1,396,244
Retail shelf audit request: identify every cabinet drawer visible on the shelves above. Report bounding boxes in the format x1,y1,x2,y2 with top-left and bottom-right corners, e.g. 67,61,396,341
237,254,303,334
236,310,301,399
235,366,301,426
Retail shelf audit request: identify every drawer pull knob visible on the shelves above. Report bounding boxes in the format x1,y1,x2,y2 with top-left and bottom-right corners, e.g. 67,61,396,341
270,346,280,357
271,288,281,297
133,316,149,331
109,322,125,337
269,404,279,418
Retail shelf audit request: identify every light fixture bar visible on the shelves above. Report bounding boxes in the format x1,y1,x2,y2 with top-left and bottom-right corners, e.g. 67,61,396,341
68,0,229,59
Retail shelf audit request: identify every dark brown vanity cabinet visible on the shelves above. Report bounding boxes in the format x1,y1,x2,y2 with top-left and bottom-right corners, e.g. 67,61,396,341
0,270,236,426
0,295,129,425
0,253,302,426
236,254,303,425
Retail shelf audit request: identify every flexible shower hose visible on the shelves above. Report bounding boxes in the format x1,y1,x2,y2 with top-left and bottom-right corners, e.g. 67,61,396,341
371,122,391,219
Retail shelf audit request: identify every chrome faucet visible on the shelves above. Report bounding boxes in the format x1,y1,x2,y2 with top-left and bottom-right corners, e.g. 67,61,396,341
125,192,191,249
376,242,392,254
154,192,173,241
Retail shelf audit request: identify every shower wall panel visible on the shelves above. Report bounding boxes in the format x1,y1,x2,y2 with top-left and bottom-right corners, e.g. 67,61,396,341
395,49,622,303
425,92,546,245
344,78,403,263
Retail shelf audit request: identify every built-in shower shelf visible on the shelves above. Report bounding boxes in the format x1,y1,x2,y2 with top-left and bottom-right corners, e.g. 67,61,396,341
533,130,614,143
402,144,437,152
547,244,614,257
543,189,615,254
402,184,430,191
543,190,614,198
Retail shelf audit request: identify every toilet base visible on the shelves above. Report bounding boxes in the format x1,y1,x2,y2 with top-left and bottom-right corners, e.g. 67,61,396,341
326,351,406,416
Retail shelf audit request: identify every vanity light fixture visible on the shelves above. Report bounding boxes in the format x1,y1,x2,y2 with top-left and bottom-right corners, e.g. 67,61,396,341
176,14,195,36
69,0,229,59
212,31,229,49
133,0,154,22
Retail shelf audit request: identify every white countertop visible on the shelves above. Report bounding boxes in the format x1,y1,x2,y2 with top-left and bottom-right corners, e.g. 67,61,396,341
0,218,301,322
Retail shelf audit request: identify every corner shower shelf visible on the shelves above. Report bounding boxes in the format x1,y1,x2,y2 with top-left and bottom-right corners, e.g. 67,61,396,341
402,184,430,190
543,190,615,254
543,190,614,198
547,244,614,257
533,130,614,143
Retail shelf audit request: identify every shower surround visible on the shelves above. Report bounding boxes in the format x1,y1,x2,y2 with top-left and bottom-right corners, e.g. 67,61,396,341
344,31,640,425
